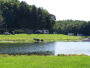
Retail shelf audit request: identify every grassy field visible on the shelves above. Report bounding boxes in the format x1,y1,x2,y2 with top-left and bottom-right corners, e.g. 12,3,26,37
0,55,90,68
0,34,82,43
0,34,89,68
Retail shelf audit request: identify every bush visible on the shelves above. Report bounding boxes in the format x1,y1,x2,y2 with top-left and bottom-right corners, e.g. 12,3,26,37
0,29,5,34
57,54,64,56
14,30,25,34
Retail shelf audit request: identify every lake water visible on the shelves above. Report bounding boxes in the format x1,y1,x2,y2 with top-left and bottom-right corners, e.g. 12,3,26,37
0,42,90,55
55,42,90,55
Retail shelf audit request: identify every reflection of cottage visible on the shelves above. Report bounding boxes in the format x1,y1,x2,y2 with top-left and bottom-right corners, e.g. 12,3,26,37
35,29,49,34
77,33,83,36
23,28,33,34
68,33,74,36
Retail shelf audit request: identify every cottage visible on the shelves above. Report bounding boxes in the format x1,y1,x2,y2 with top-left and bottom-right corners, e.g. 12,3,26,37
23,28,33,34
42,29,49,34
68,33,74,36
35,29,49,34
53,32,57,34
35,30,42,34
77,33,83,36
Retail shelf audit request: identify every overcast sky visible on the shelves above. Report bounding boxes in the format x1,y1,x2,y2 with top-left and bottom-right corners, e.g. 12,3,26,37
19,0,90,21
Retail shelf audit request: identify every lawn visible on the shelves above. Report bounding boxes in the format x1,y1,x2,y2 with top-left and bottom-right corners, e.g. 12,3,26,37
0,34,82,43
0,55,90,68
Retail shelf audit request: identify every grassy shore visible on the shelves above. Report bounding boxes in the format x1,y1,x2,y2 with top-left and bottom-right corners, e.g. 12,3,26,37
0,55,90,68
0,34,82,43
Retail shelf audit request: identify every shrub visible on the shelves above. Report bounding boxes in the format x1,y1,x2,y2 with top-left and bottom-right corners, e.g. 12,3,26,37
0,29,5,34
14,30,25,34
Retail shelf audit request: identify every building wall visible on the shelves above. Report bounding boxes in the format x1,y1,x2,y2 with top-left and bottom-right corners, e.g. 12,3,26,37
25,29,33,34
68,33,74,36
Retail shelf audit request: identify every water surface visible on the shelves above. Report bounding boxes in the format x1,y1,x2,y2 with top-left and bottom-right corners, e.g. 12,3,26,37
0,42,90,55
55,42,90,55
0,43,55,55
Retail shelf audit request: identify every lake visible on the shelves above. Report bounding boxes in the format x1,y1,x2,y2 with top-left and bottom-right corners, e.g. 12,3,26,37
0,42,90,55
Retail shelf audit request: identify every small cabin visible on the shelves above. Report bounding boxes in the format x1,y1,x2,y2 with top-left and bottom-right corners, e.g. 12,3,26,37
68,33,74,36
42,29,49,34
35,29,49,34
77,33,83,36
35,30,42,34
23,28,33,34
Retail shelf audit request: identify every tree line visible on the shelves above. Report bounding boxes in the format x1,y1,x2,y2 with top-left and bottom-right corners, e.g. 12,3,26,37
55,20,90,36
0,0,56,32
1,0,90,35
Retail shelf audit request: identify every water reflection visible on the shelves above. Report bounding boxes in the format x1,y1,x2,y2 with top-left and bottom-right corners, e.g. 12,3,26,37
55,42,90,55
0,42,90,55
0,43,55,55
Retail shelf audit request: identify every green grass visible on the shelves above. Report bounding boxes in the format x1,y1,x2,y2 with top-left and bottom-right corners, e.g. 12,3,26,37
0,34,82,43
0,55,90,68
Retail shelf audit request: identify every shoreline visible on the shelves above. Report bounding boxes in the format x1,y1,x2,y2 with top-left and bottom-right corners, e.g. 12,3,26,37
0,34,87,43
0,40,83,43
0,54,88,57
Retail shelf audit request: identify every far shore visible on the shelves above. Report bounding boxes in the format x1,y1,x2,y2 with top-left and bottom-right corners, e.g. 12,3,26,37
0,34,89,43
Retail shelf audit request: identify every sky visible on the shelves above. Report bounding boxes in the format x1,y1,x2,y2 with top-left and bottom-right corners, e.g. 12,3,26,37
19,0,90,21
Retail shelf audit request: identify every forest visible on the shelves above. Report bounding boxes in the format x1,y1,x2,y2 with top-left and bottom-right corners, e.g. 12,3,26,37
55,20,90,36
0,0,56,33
0,0,90,35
